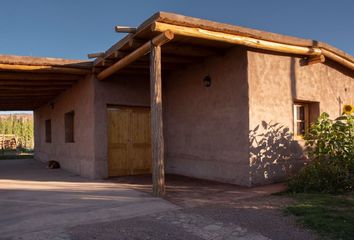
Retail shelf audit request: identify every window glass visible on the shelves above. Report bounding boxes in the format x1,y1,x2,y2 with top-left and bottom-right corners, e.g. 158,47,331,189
45,119,51,143
65,111,74,143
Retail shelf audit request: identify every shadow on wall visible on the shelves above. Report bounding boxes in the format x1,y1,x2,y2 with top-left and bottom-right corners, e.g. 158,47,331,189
249,121,306,185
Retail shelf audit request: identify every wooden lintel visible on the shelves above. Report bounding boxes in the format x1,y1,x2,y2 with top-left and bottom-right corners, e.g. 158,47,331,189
115,26,137,33
150,43,165,197
152,22,322,56
97,31,174,80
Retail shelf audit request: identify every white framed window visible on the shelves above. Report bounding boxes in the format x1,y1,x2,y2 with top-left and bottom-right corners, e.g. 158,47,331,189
293,103,309,139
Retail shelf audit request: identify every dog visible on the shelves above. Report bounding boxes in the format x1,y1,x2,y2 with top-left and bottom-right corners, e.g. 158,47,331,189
47,160,60,169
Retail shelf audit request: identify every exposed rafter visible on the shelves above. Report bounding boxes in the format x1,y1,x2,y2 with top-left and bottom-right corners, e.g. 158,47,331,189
115,26,137,33
97,31,174,80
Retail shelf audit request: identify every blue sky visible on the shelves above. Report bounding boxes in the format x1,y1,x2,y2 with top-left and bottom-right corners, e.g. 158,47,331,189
0,0,353,60
0,0,353,115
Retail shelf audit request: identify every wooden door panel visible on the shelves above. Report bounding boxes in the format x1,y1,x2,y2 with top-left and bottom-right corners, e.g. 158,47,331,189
108,108,130,176
108,106,151,177
130,109,151,173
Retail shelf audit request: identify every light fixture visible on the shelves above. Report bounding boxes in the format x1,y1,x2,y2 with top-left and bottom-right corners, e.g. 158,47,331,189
203,75,211,87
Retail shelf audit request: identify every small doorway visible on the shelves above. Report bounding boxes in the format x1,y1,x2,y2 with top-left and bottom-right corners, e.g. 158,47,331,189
107,106,151,177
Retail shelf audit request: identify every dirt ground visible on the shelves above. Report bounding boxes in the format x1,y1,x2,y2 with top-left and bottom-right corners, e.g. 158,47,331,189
69,175,316,240
110,174,289,208
0,160,317,240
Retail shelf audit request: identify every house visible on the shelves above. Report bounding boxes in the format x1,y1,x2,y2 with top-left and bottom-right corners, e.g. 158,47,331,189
0,12,353,195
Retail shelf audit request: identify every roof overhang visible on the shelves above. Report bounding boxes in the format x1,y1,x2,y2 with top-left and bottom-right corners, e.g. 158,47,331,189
93,12,354,80
0,55,92,110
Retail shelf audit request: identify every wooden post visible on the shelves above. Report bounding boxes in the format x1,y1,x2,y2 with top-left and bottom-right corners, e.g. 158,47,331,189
150,43,165,197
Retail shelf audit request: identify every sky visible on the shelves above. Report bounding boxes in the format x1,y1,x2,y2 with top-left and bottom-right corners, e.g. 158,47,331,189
0,0,353,115
0,0,353,60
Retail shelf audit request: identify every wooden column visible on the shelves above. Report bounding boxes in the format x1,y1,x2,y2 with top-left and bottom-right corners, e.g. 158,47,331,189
150,43,165,197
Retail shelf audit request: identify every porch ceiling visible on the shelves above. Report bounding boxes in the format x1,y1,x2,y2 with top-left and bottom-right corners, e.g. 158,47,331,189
0,55,92,110
92,13,237,76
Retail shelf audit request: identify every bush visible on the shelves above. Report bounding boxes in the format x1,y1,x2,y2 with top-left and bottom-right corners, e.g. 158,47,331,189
288,112,354,193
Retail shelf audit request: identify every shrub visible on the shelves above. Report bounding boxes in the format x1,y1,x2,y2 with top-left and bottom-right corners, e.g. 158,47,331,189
288,112,354,193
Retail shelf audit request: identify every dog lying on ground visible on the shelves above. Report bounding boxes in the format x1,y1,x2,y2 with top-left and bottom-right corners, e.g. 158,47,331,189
47,160,60,169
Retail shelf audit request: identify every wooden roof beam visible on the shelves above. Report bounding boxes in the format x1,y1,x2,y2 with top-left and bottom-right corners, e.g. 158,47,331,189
152,22,322,56
0,72,82,81
0,64,91,75
115,26,137,33
304,55,326,65
97,31,174,80
321,49,354,71
0,92,62,97
0,80,76,86
0,86,67,91
0,55,92,68
87,52,105,59
152,21,354,71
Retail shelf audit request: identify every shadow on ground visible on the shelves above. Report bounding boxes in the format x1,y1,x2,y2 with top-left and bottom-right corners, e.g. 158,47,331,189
111,174,287,208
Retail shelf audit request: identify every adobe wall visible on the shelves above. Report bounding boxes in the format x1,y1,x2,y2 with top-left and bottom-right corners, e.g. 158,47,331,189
164,47,250,185
34,75,96,178
247,50,354,185
92,75,150,178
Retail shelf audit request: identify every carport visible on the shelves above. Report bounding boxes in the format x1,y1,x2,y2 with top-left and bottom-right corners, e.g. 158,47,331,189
0,55,91,110
0,159,177,239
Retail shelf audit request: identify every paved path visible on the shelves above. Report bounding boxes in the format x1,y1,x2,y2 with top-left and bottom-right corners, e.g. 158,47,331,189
0,159,316,240
0,159,177,239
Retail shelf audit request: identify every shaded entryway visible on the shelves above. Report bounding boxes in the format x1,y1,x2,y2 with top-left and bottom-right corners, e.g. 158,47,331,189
0,159,177,239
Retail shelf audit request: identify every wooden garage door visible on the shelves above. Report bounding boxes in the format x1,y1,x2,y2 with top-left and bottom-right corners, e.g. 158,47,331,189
108,106,151,177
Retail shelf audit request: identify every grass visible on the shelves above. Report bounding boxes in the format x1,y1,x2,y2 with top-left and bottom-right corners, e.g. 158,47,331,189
284,193,354,240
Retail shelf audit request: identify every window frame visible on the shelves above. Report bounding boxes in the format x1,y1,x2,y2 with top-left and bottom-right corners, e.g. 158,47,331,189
45,119,52,143
293,102,309,140
64,111,75,143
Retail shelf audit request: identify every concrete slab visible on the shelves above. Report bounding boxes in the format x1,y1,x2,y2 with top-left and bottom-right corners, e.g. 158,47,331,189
0,159,178,239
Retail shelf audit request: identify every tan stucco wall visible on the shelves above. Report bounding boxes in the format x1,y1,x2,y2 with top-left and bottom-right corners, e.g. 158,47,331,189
33,47,353,186
92,75,150,178
164,47,250,185
247,50,354,185
34,75,96,178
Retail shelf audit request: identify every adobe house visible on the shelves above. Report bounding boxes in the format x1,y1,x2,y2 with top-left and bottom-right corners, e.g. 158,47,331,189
0,12,353,196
